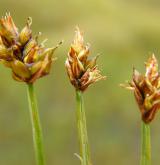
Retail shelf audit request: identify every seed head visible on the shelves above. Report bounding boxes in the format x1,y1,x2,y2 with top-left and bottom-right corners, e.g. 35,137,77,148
122,54,160,123
65,27,106,91
0,13,62,83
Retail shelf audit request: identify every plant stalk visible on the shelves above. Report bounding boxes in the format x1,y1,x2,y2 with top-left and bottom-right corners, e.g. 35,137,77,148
76,90,91,165
27,83,45,165
141,121,151,165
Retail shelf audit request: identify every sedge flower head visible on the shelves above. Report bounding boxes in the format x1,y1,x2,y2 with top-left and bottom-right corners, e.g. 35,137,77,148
65,27,105,91
0,13,62,83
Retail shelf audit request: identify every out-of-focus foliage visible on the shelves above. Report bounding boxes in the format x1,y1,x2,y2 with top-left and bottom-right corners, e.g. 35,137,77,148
0,0,160,164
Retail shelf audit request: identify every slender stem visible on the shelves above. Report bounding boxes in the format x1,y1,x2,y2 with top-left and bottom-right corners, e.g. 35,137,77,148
27,83,45,165
76,90,91,165
141,121,151,165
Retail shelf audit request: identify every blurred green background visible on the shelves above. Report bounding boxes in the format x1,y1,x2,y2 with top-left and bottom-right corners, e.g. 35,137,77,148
0,0,160,164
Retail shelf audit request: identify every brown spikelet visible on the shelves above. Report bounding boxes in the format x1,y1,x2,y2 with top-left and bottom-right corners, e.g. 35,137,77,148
122,54,160,123
65,27,106,91
0,13,62,83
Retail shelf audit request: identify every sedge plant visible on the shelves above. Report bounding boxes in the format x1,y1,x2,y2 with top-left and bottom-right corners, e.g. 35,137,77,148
65,27,105,165
0,13,62,165
122,54,160,165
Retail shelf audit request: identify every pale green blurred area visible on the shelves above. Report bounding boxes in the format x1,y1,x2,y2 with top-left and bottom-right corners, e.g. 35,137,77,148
1,0,160,164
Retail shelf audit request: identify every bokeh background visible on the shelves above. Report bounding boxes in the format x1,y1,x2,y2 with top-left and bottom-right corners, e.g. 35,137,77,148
0,0,160,164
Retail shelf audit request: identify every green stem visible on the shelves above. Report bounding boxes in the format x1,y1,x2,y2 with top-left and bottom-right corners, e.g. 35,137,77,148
76,90,91,165
141,121,151,165
27,83,45,165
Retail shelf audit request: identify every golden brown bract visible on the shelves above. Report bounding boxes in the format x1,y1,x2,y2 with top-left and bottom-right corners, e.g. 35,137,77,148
123,54,160,123
65,27,106,92
0,13,62,83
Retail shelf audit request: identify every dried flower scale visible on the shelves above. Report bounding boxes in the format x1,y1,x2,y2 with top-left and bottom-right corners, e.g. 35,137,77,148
65,27,106,91
122,54,160,123
0,13,62,83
